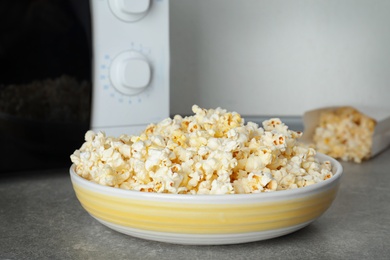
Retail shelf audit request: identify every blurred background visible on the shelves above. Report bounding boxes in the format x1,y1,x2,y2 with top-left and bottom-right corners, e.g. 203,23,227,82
0,0,91,171
170,0,390,116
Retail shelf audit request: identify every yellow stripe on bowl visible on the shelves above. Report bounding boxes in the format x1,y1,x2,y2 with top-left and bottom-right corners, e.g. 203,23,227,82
72,182,339,234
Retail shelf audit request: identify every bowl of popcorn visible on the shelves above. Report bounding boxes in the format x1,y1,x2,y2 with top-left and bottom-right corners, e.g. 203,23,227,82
69,105,343,245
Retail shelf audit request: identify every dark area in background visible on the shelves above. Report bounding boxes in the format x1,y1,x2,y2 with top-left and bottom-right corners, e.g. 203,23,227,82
0,0,91,172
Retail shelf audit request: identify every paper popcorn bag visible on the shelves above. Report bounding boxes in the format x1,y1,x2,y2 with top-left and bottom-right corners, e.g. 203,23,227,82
301,106,390,163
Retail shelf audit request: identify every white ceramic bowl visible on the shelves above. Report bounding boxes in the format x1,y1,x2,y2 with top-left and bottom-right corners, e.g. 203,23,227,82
69,153,343,245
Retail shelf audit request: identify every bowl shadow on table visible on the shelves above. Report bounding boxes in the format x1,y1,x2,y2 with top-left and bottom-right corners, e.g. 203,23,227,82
109,221,323,249
217,223,320,246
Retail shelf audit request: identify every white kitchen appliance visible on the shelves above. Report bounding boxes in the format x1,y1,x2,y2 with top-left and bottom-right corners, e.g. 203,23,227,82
90,0,169,137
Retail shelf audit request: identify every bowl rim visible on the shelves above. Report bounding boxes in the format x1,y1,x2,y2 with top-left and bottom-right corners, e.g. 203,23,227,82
69,153,343,202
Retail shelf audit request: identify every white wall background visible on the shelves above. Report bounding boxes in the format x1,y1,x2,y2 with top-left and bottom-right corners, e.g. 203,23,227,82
169,0,390,117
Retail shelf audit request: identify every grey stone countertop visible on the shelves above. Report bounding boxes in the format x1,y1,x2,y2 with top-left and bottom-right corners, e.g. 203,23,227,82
1,131,390,259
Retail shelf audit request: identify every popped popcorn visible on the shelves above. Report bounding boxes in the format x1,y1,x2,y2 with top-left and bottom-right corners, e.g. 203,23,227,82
312,106,376,163
70,105,333,194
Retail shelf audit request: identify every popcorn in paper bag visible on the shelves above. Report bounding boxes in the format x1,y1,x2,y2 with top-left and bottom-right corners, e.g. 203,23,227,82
301,106,390,163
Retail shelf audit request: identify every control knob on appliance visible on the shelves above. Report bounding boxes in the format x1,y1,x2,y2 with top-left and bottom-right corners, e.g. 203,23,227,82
109,51,151,95
108,0,151,22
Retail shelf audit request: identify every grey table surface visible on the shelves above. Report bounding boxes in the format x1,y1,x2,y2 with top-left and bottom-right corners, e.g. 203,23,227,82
1,121,390,260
